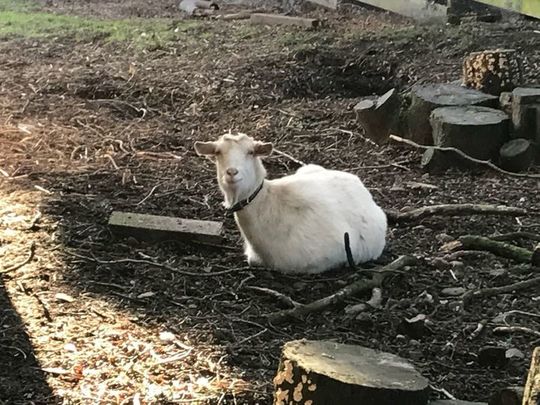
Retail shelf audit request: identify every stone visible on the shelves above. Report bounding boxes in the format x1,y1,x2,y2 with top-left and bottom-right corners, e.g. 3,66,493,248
441,287,467,296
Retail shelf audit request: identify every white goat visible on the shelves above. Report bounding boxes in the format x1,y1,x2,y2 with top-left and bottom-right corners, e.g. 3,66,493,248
194,133,387,274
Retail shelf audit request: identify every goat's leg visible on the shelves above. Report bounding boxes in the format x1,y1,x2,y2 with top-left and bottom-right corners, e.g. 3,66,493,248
245,243,263,267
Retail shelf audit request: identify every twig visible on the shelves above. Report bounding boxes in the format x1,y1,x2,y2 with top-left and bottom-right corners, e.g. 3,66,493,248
461,276,540,311
64,251,247,277
386,204,528,224
457,235,533,263
267,255,417,323
136,185,159,206
245,286,301,308
233,328,268,347
468,319,487,340
429,384,456,400
491,231,540,242
26,210,42,230
272,148,306,166
104,154,120,170
390,134,540,179
493,326,540,338
443,250,493,261
493,310,540,325
1,242,36,274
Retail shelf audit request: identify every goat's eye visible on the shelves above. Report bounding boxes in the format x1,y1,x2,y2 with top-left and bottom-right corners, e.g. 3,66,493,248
247,150,254,155
215,150,221,155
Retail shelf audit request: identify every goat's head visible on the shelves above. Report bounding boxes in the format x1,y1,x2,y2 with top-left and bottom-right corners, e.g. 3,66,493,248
194,133,272,205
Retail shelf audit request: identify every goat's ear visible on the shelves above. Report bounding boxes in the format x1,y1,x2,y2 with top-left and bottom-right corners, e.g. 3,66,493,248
194,141,217,156
254,141,273,157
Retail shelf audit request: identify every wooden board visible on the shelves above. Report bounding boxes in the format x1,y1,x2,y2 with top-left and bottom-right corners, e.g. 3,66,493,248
354,0,447,21
250,13,320,28
307,0,337,10
474,0,540,19
108,211,223,244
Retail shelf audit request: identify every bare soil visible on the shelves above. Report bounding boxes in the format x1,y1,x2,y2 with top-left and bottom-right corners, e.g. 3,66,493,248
1,2,540,404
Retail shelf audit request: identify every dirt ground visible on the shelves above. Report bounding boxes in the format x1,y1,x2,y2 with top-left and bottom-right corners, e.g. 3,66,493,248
1,1,540,404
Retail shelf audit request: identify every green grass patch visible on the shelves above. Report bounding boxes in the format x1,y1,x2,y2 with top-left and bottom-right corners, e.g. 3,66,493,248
0,0,202,47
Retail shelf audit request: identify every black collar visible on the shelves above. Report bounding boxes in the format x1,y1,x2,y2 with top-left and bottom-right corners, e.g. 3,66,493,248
227,182,264,214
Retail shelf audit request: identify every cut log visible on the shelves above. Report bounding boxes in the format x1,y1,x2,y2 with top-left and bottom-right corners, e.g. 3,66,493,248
487,386,523,405
511,87,540,142
108,211,223,244
250,13,319,28
405,83,497,145
462,49,521,95
273,340,429,405
499,138,534,173
422,106,509,172
354,88,400,144
523,347,540,405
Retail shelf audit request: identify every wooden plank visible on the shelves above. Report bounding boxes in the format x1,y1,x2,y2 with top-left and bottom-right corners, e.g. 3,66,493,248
355,0,447,21
307,0,337,10
474,0,540,19
250,13,320,28
108,211,223,244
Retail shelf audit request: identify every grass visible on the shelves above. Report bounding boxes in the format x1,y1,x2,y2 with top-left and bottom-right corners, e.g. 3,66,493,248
0,0,201,47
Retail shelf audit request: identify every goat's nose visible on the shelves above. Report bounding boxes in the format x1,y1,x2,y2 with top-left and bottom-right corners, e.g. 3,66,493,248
226,168,238,176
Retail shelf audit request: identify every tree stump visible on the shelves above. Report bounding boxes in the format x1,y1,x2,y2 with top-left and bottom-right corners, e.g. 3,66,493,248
354,88,400,144
273,340,429,405
511,87,540,141
523,347,540,405
405,83,497,146
462,49,521,95
499,138,534,173
422,106,510,172
488,386,523,405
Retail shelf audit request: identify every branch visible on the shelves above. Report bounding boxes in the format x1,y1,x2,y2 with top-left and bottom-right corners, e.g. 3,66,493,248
457,235,533,263
389,134,540,179
245,286,301,308
386,203,528,224
491,232,540,242
0,242,36,274
64,251,247,277
272,148,306,167
461,276,540,310
493,326,540,339
267,255,417,323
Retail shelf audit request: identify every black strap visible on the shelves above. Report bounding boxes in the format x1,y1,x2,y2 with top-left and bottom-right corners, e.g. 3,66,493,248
227,182,264,214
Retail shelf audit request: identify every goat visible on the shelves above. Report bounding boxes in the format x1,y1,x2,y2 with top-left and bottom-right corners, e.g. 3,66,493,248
194,133,387,274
